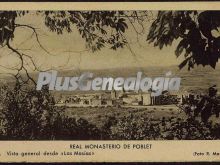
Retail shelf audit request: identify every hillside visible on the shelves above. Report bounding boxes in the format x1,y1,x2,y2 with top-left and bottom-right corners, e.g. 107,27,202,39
0,65,219,94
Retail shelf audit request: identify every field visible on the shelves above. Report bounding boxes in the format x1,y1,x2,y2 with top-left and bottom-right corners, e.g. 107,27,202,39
64,105,186,128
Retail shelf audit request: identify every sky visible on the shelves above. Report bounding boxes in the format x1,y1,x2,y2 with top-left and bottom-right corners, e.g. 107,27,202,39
0,11,186,75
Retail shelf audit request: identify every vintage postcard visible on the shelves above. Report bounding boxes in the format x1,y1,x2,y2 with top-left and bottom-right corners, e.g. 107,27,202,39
0,2,219,163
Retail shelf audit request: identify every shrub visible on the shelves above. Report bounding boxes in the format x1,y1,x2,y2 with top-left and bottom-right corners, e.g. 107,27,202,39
49,116,101,140
108,114,160,140
210,123,220,139
102,112,218,140
0,85,56,140
160,117,213,140
0,85,101,140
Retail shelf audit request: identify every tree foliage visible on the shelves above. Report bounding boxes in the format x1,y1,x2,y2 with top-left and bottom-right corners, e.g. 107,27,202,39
0,86,101,140
1,11,220,140
44,11,131,51
103,114,220,140
0,85,56,139
0,10,149,51
147,11,220,70
0,11,149,84
1,10,219,81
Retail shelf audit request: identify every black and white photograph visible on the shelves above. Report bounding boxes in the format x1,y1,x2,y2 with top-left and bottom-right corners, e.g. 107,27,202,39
0,10,220,141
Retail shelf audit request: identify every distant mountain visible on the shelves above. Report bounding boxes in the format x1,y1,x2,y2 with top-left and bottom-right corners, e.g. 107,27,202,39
1,65,220,94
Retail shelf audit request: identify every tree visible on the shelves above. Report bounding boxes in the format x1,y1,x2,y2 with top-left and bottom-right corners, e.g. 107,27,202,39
0,85,56,140
1,11,219,120
0,85,102,140
147,11,220,70
1,10,220,82
1,11,141,139
0,11,150,85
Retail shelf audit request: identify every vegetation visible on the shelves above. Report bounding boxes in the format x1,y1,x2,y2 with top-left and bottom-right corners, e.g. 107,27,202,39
181,86,220,123
0,85,56,140
105,115,215,140
0,11,220,140
0,85,220,140
0,11,220,84
0,85,101,140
